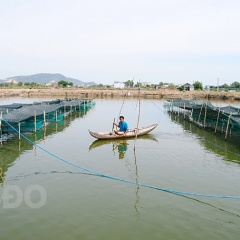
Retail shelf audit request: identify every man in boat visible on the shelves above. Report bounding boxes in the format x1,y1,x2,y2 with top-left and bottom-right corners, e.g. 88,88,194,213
113,116,129,136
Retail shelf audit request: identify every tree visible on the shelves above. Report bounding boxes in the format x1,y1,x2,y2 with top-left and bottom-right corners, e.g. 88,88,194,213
159,82,164,87
168,83,175,90
124,80,134,88
97,84,104,88
58,80,73,87
230,81,240,89
220,83,230,90
134,82,142,88
193,81,203,90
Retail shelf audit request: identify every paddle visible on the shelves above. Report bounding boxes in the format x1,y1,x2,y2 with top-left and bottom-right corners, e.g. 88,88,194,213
112,118,115,132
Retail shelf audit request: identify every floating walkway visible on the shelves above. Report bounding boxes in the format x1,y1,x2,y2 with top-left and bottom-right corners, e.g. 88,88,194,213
0,98,95,140
165,98,240,139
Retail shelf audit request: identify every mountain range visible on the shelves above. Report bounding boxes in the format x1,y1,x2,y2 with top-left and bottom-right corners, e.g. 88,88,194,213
0,73,96,86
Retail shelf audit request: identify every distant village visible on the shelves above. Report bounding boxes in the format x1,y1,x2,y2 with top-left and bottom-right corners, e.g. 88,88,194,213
110,81,239,92
1,78,240,92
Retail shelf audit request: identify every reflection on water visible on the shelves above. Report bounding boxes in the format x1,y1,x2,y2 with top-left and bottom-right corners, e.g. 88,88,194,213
0,167,3,186
113,140,128,159
168,112,240,163
0,110,90,184
89,135,158,219
1,99,240,240
89,134,158,152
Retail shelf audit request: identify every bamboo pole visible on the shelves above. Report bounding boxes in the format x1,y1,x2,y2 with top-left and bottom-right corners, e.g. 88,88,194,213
18,121,21,140
204,103,207,128
0,111,2,144
134,87,141,151
183,102,186,119
225,113,232,140
34,110,37,132
190,109,193,121
55,110,58,122
43,110,46,127
214,108,220,133
221,110,225,132
198,104,203,123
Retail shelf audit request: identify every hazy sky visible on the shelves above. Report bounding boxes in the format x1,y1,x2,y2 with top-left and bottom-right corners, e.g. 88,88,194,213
1,0,240,86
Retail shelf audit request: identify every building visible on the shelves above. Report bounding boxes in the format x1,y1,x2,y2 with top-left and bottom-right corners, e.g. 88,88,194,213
141,82,152,87
113,81,125,89
204,85,210,91
5,79,18,84
45,80,56,87
177,83,194,91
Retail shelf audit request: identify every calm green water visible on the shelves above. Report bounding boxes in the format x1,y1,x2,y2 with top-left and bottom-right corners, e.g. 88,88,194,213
0,97,240,240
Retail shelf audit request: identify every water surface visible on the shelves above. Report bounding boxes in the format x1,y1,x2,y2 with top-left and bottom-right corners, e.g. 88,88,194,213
0,97,240,240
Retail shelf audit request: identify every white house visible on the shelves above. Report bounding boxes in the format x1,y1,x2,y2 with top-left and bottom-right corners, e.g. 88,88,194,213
45,80,56,87
5,79,18,84
141,82,152,87
113,81,125,89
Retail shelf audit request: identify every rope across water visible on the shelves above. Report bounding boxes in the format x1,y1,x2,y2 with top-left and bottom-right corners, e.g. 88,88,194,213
1,117,240,200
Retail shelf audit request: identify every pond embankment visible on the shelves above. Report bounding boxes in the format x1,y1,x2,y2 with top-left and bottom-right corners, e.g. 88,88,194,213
0,88,240,101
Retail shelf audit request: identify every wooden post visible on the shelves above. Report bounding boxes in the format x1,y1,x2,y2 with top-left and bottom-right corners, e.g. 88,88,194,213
34,110,37,132
55,110,58,122
214,108,220,133
225,113,232,140
190,109,193,121
183,102,186,119
204,103,207,128
221,110,225,132
18,121,21,140
198,104,203,123
43,110,46,127
0,111,2,144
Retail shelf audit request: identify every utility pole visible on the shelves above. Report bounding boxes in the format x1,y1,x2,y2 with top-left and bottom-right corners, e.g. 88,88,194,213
217,78,219,92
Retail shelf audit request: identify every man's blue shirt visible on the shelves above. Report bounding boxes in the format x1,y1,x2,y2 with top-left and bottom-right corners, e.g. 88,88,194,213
119,121,128,132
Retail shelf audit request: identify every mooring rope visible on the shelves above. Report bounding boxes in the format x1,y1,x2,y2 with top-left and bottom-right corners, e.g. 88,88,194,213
1,117,240,200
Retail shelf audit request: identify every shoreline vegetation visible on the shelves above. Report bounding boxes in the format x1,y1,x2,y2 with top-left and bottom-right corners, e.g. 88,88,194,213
0,88,240,101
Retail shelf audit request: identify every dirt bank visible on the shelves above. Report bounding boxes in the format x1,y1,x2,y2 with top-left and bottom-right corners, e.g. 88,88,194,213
0,88,240,101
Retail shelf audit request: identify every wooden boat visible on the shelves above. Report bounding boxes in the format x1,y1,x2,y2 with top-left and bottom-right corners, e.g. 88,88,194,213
88,123,158,140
